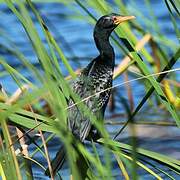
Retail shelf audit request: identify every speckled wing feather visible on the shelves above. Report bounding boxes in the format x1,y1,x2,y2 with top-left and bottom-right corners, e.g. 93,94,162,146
68,57,113,141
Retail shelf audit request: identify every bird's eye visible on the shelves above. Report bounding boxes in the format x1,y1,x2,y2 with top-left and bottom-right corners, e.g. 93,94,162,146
112,17,117,21
103,17,114,29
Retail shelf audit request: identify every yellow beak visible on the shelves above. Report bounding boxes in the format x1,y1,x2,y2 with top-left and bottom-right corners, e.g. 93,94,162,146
114,15,135,25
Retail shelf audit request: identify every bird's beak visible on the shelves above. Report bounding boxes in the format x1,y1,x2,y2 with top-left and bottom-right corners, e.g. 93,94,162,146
113,15,135,25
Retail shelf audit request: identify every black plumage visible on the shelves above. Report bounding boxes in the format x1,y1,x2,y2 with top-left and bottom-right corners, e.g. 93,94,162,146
46,13,135,177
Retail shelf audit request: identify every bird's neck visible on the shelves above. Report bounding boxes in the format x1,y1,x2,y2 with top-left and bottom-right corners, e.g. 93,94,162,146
94,33,115,66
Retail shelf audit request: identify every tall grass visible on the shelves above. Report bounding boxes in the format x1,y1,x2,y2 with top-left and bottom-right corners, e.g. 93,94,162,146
0,0,179,179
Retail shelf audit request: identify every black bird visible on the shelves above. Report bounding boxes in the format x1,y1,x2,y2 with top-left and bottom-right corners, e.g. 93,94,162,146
45,13,135,177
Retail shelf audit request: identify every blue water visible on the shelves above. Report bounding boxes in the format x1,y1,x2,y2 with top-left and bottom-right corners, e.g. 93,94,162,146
0,1,179,179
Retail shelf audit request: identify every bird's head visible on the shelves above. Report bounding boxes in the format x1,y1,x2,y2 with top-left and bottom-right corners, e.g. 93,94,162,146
94,13,135,37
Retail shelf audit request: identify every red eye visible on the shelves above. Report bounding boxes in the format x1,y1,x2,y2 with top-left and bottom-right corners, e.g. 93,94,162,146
113,16,117,21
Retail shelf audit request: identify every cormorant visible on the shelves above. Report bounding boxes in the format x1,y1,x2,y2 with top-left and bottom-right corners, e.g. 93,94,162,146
45,13,135,177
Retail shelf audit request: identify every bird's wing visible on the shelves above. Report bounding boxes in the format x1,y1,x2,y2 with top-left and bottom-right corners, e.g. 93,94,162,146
67,79,94,141
67,57,113,141
68,76,111,141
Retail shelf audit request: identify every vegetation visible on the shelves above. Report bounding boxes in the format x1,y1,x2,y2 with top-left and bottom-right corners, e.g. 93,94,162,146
0,0,179,179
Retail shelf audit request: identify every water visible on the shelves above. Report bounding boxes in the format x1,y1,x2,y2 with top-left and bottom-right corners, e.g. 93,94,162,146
0,1,179,179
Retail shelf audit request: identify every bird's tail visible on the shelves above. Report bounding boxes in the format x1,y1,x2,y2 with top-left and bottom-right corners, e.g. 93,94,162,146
45,146,66,177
